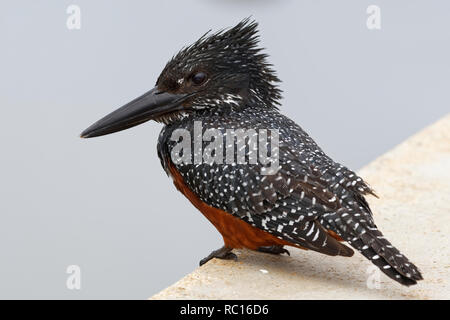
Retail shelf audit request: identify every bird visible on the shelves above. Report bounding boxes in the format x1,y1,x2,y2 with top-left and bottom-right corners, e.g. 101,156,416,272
81,18,423,286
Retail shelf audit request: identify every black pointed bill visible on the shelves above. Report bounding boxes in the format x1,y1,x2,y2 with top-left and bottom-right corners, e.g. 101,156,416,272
80,87,191,138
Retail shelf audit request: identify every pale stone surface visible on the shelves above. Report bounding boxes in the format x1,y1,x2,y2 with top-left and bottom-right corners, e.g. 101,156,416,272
151,115,450,300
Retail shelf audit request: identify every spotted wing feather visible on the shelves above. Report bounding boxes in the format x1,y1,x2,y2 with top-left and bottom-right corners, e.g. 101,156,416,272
157,105,422,284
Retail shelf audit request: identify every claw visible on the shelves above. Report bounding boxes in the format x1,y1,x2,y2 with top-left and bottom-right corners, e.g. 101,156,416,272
257,245,290,256
199,246,237,266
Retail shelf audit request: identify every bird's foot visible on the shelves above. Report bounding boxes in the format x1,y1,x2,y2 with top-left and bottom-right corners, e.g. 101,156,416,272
199,246,237,266
257,245,290,256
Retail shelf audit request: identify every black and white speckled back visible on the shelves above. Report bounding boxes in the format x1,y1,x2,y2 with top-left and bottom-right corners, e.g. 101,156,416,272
157,104,376,253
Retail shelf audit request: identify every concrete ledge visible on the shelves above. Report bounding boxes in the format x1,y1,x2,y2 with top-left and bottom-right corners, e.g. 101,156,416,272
151,115,450,300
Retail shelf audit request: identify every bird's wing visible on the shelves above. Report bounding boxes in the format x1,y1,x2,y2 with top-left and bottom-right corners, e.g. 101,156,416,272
172,143,376,256
165,110,376,256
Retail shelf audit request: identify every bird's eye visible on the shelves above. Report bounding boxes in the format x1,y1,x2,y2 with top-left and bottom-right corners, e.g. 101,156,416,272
191,72,207,85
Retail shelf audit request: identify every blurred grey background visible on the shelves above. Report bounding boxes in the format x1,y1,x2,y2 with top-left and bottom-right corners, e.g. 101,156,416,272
0,0,448,299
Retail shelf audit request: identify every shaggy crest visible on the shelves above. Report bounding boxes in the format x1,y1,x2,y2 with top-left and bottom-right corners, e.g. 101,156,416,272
156,18,282,111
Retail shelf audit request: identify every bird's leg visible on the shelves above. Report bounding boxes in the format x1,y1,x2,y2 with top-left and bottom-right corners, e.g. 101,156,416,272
257,245,290,256
199,246,237,266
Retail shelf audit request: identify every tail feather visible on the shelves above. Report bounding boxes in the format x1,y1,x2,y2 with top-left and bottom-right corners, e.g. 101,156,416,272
350,235,422,286
324,209,423,286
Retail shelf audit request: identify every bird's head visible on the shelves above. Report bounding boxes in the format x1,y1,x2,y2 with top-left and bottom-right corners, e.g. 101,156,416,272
81,18,281,138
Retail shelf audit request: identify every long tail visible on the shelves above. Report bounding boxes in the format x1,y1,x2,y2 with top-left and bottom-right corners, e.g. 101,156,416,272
324,209,423,286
